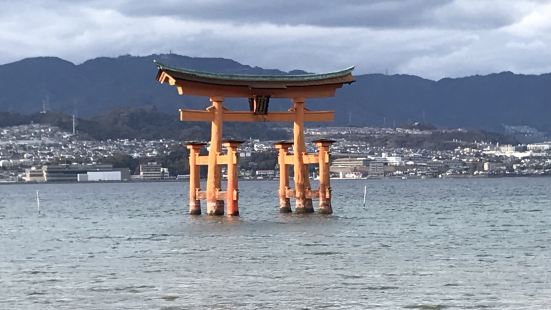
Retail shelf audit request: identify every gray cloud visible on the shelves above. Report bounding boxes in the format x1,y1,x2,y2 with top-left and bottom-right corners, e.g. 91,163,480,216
0,0,550,79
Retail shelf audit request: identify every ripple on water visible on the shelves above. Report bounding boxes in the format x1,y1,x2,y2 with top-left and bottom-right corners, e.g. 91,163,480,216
90,285,155,293
339,274,363,279
307,251,341,256
403,304,449,309
364,286,399,290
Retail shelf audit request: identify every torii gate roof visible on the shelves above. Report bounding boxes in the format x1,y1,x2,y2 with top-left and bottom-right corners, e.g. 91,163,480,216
155,61,354,98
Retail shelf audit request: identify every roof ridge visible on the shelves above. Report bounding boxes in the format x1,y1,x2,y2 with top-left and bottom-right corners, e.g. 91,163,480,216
154,60,354,82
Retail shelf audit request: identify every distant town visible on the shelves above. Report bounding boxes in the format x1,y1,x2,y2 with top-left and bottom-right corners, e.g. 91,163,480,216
1,123,551,183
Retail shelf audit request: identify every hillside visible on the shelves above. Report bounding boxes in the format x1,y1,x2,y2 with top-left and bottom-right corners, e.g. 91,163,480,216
1,54,550,134
0,108,290,141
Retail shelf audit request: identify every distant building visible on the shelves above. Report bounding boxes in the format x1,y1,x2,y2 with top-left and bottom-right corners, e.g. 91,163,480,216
427,160,446,175
368,159,385,177
444,160,466,171
330,157,369,175
484,162,506,173
23,167,45,182
527,142,551,152
499,144,515,153
77,169,130,182
139,162,166,180
384,156,403,166
43,164,114,182
255,170,275,179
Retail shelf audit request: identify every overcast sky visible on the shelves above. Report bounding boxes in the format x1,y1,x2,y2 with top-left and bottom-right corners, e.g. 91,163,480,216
1,0,550,79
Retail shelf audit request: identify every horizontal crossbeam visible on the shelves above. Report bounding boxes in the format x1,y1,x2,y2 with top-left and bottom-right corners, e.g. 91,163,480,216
196,190,232,201
282,153,329,165
180,109,334,122
195,154,237,166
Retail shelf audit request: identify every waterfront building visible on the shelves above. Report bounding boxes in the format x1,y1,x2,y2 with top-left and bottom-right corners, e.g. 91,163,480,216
255,170,276,179
330,157,369,175
23,167,45,182
368,159,385,177
77,169,130,182
42,164,114,182
139,162,165,180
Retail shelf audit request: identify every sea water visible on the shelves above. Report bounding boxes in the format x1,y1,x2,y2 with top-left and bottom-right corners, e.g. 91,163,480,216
1,178,550,309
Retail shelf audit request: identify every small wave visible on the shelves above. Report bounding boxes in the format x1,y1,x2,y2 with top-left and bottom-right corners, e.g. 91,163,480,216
300,242,330,247
403,304,448,309
339,274,363,279
144,269,163,273
160,295,179,301
365,286,399,290
90,285,155,293
24,270,57,275
308,251,340,255
26,291,47,296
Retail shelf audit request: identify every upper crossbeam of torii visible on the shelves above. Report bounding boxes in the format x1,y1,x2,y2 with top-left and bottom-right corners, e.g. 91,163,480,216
155,61,354,216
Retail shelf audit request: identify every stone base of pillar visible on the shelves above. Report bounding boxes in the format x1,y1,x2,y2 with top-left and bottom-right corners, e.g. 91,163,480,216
295,199,314,213
279,198,292,213
227,204,239,216
207,200,225,216
227,211,239,216
215,200,225,215
294,198,305,213
297,198,315,213
318,200,333,214
189,200,201,215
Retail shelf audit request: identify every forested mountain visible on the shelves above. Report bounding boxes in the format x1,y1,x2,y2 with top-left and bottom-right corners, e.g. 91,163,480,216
1,54,550,133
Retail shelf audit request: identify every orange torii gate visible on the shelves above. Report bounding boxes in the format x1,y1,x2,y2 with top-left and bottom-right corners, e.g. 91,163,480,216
155,62,354,216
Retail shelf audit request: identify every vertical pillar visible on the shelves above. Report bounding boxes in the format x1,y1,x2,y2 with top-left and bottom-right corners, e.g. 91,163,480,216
314,139,335,214
303,155,314,212
292,98,313,213
206,97,224,215
274,141,293,213
186,142,205,215
223,140,243,216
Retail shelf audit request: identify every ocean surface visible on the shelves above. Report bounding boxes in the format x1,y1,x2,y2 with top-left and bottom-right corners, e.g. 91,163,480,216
1,178,550,309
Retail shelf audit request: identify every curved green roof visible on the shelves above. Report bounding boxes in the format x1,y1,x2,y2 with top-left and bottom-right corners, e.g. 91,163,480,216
154,60,354,83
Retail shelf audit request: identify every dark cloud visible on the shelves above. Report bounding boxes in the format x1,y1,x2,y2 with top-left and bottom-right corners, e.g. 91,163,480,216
118,0,448,28
104,0,517,30
0,0,550,79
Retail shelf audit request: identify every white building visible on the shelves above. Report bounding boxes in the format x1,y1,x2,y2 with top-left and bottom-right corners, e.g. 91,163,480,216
78,171,122,182
23,168,45,182
140,162,165,180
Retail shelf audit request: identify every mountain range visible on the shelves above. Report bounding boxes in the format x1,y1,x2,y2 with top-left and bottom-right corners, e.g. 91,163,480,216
0,54,550,134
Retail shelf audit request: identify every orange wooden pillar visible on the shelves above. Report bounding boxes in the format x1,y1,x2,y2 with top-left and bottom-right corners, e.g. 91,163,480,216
275,141,293,213
206,97,225,215
186,142,205,215
303,155,314,212
292,98,314,213
314,139,334,214
223,140,243,216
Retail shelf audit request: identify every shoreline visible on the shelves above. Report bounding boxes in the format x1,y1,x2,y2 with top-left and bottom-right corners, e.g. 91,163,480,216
2,173,550,185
